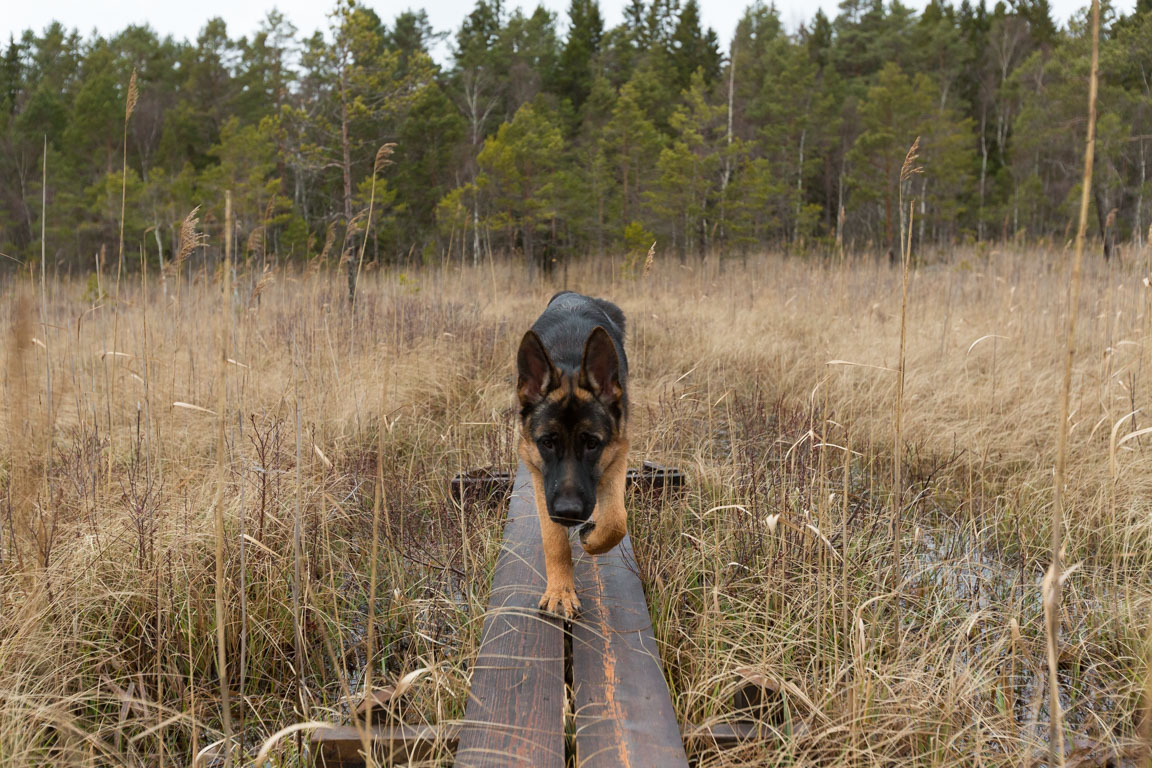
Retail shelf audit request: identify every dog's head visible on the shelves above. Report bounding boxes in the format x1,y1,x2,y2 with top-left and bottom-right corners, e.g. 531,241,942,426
517,326,624,527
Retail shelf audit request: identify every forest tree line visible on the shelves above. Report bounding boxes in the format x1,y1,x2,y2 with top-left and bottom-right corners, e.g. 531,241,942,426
1,0,1150,279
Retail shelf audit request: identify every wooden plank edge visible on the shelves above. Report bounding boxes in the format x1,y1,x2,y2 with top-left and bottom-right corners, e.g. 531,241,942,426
571,535,689,767
454,463,566,767
309,723,461,767
682,721,761,752
309,720,760,766
450,462,687,502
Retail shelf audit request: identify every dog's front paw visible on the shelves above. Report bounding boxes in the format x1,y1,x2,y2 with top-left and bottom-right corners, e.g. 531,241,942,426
538,582,580,619
579,517,626,555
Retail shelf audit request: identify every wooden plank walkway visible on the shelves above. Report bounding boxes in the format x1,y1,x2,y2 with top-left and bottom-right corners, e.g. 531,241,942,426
454,463,566,768
571,534,689,767
312,461,698,766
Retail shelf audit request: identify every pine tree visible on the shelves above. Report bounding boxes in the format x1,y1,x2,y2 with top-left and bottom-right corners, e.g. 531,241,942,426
393,80,466,257
456,0,503,71
649,70,723,257
729,2,784,147
497,7,560,116
598,79,663,241
556,0,604,112
669,0,722,91
1109,7,1152,245
285,0,433,300
476,101,564,267
234,11,298,123
751,34,842,242
386,9,439,74
848,61,973,254
848,62,934,256
609,0,652,81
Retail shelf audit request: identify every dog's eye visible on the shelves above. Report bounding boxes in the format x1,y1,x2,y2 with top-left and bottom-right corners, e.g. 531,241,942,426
583,434,601,451
538,435,557,451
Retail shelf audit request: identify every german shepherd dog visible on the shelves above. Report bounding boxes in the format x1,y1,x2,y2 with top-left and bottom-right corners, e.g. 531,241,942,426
516,291,629,618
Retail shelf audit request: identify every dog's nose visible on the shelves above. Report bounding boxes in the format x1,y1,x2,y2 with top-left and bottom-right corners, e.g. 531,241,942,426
551,496,588,526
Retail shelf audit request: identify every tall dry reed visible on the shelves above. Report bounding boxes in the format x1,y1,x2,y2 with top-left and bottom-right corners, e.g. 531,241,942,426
213,191,234,765
1047,0,1100,763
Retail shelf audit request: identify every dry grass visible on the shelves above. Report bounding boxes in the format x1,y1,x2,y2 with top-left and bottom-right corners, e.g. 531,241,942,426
1,246,1151,766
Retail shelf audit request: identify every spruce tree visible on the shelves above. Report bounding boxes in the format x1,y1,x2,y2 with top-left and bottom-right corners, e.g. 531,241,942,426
556,0,604,111
669,0,722,91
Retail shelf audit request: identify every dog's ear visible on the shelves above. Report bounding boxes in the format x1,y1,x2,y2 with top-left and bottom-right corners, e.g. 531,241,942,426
579,326,621,404
517,330,558,408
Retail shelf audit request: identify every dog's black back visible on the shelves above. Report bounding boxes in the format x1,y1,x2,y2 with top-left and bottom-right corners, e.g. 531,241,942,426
532,291,628,404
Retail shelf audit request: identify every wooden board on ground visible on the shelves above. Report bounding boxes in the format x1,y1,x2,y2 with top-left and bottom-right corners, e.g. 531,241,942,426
310,723,458,766
451,461,686,504
306,719,756,765
455,463,566,768
570,533,690,768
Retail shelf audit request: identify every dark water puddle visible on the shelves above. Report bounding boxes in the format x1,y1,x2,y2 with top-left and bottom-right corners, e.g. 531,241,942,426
907,523,1138,763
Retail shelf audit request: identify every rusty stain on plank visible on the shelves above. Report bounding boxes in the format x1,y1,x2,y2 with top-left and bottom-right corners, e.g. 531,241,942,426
587,554,629,766
571,532,689,767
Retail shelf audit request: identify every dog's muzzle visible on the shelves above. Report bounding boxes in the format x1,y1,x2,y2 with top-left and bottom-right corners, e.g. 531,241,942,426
550,496,592,527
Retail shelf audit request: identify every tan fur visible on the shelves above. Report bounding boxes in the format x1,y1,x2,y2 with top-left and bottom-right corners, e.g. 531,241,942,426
520,376,630,615
520,436,581,617
580,433,629,555
544,375,573,404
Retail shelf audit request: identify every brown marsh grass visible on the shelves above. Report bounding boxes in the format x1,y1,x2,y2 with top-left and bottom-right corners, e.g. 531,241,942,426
1,247,1151,766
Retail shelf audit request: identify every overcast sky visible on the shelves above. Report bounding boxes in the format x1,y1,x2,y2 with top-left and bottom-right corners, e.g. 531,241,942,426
1,0,1122,61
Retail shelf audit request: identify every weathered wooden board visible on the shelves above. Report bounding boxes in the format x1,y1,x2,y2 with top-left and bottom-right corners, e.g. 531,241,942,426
308,720,756,766
451,462,686,504
682,721,760,753
454,463,566,768
570,534,689,768
310,723,459,766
